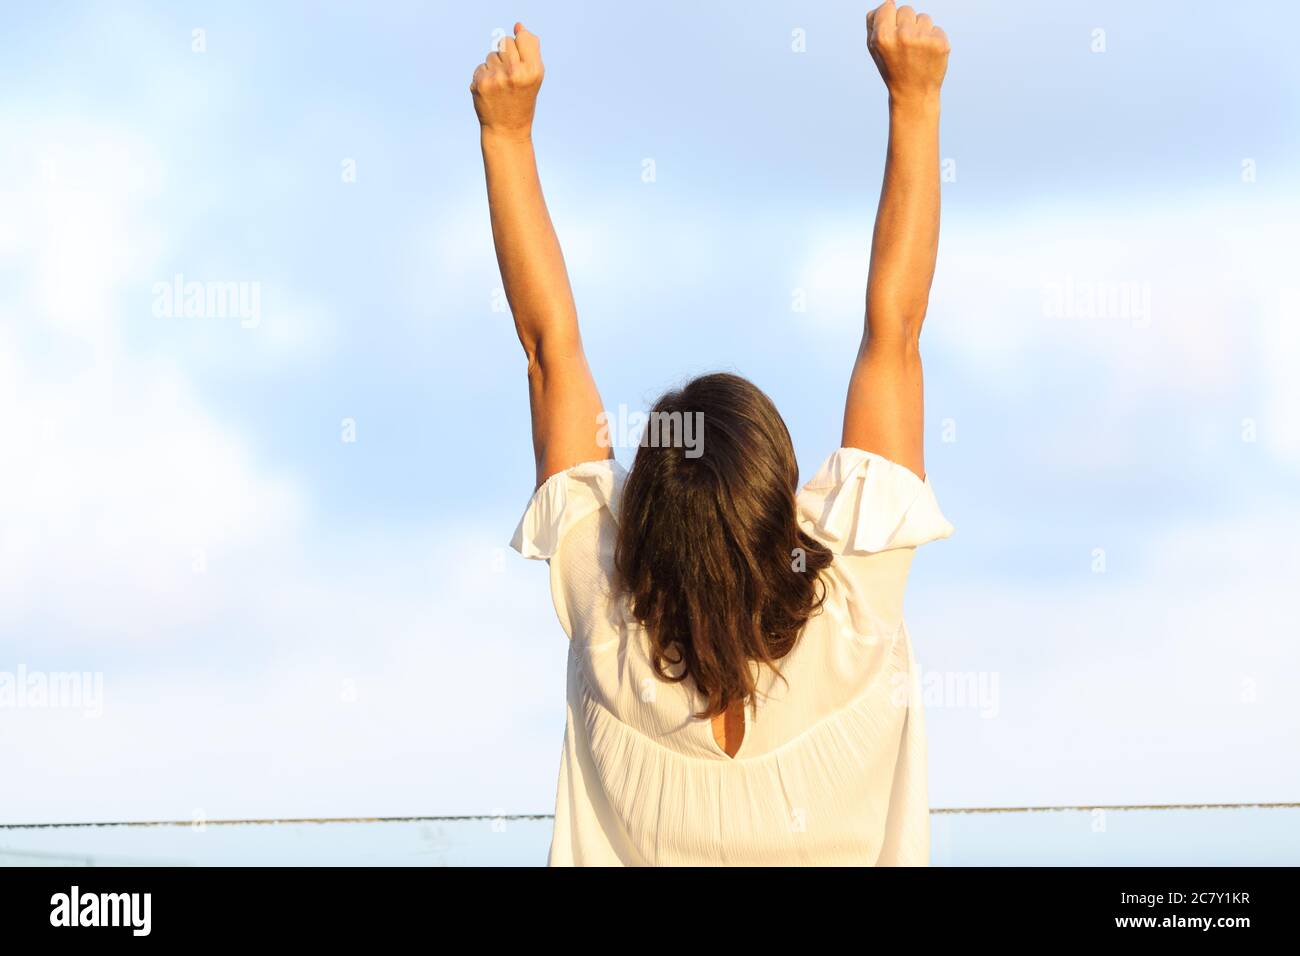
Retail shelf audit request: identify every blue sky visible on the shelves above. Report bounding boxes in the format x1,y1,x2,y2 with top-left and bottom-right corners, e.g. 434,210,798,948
2,0,1298,825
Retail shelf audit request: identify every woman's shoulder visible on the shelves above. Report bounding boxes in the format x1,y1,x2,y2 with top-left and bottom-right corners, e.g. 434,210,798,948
510,457,626,560
509,457,627,643
798,446,953,555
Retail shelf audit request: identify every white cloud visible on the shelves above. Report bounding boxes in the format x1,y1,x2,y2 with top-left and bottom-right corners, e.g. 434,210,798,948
1,522,569,823
0,337,302,640
0,119,303,640
0,111,565,818
0,119,166,347
795,193,1300,469
915,506,1300,808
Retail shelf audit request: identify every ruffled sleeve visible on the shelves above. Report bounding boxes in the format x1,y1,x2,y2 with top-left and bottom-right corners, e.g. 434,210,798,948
797,447,953,554
510,458,627,560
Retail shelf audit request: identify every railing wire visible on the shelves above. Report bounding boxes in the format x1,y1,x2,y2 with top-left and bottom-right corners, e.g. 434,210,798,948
3,802,1297,830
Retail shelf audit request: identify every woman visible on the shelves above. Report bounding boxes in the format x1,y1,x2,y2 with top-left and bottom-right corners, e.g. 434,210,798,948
472,2,952,866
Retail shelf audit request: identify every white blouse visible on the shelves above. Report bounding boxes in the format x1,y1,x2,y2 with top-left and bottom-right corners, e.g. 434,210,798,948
510,447,953,866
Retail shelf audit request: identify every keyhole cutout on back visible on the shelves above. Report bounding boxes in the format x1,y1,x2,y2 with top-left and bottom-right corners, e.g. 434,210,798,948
711,700,746,758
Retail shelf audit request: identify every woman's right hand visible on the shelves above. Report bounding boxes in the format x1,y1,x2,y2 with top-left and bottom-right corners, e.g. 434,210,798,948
866,1,950,106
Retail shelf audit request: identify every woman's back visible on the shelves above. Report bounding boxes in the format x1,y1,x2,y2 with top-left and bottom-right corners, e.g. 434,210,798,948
512,446,952,865
474,2,954,865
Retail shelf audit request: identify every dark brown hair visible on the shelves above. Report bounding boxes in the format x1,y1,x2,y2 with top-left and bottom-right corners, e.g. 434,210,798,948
614,373,834,719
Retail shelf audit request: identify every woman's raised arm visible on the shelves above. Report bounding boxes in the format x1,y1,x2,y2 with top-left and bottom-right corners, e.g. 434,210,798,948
841,1,950,480
472,23,610,488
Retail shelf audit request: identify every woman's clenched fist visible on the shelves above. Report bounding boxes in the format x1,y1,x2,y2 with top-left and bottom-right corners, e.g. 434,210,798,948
470,23,544,138
867,1,950,104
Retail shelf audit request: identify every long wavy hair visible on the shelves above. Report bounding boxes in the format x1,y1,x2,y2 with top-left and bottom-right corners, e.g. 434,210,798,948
614,373,834,719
